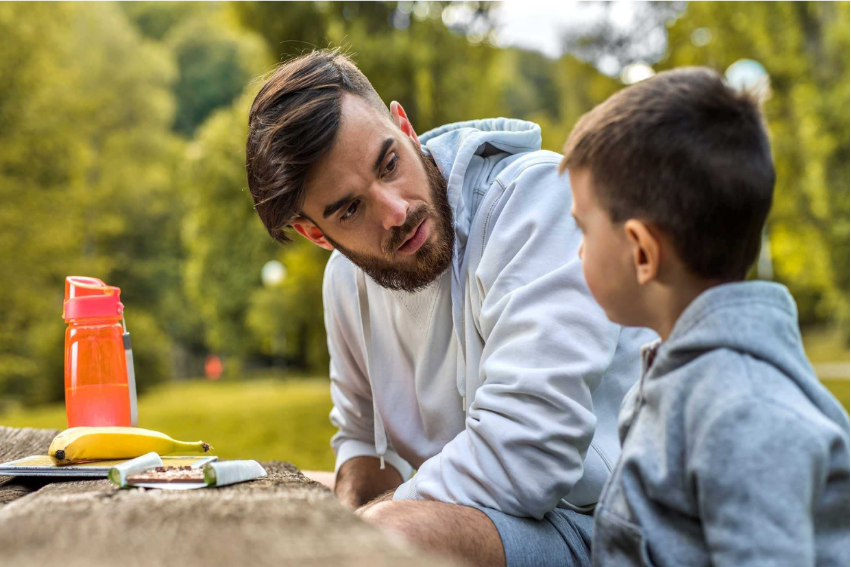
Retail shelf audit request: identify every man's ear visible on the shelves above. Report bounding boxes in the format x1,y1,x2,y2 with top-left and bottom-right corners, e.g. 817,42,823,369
290,216,334,251
389,101,420,146
624,219,660,285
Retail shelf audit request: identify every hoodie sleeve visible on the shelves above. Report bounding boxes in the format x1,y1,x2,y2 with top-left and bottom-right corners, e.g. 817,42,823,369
393,158,621,518
323,255,413,480
689,398,834,567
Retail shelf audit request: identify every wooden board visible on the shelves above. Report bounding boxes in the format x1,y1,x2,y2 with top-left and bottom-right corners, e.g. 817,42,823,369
0,426,460,567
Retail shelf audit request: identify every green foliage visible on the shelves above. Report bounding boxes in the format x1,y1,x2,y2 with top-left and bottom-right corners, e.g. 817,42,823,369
166,12,270,136
247,242,332,373
181,92,279,363
0,3,181,403
120,2,215,41
659,2,850,330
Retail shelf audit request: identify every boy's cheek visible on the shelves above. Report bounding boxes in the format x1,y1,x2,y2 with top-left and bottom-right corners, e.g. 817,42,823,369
580,251,606,305
581,247,625,324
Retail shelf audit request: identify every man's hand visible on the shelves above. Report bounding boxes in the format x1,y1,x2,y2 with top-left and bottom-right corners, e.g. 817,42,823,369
335,456,402,509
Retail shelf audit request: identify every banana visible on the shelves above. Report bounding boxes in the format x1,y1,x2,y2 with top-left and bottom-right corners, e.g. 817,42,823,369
49,427,212,465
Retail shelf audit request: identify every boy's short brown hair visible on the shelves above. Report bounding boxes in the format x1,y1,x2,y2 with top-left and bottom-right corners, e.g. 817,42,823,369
561,67,775,281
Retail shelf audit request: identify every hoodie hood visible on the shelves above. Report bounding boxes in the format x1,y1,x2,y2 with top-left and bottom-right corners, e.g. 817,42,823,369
420,118,542,251
646,281,848,428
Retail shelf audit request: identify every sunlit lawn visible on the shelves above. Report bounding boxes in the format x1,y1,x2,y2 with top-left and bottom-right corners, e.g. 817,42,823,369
2,327,848,468
803,326,850,411
0,378,338,471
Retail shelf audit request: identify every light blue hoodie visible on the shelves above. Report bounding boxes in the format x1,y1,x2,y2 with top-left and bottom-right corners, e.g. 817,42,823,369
324,119,655,518
593,282,850,566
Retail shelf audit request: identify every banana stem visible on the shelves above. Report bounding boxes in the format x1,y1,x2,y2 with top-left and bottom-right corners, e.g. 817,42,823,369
169,440,212,454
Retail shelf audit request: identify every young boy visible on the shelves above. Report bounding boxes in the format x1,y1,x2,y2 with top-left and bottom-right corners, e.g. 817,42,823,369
561,67,850,566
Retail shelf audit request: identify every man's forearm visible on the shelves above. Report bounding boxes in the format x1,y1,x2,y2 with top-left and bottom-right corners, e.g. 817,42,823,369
335,456,403,509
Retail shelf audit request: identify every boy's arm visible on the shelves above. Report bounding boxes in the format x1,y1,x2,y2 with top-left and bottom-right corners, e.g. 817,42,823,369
690,399,826,566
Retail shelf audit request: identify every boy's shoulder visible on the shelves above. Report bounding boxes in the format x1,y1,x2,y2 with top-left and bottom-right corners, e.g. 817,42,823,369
655,345,848,461
645,282,847,445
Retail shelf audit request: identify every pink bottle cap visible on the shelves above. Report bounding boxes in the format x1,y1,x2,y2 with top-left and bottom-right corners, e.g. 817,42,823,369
63,276,124,321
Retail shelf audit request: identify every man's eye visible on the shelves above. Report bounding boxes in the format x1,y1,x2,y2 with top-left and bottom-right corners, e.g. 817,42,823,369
384,155,398,175
341,200,359,222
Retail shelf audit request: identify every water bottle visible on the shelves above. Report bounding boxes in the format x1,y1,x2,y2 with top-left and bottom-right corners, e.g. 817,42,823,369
63,276,138,428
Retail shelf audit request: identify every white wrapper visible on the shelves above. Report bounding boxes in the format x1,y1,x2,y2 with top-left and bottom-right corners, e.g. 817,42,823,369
108,452,163,487
203,460,267,487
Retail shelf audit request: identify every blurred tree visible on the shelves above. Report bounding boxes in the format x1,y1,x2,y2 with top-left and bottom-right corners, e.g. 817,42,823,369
122,2,272,137
0,3,183,403
119,1,214,41
166,11,271,136
247,241,332,373
181,91,279,370
658,2,849,334
561,2,686,74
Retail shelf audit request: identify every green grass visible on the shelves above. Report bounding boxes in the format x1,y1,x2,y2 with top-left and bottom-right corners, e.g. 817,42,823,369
803,326,850,366
2,327,848,464
821,379,850,412
802,326,849,411
0,378,338,471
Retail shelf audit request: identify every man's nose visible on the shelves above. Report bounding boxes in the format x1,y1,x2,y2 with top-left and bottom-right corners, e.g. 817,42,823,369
374,187,408,231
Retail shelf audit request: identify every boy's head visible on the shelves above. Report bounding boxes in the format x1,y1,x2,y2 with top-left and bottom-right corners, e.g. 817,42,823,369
561,67,775,329
246,49,453,292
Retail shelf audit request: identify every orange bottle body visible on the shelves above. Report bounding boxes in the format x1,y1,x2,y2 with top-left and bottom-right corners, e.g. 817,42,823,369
64,316,131,428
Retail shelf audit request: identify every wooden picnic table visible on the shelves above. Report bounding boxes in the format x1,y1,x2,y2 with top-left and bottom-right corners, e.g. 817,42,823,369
0,426,459,567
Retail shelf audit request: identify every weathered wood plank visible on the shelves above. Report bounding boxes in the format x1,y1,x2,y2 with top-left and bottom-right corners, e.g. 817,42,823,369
0,426,59,505
0,427,461,567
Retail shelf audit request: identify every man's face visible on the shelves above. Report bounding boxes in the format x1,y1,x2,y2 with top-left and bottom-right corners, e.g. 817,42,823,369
297,94,453,292
569,168,642,326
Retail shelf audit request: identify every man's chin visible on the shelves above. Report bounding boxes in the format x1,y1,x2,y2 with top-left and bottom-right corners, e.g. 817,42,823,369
358,256,449,293
333,240,450,293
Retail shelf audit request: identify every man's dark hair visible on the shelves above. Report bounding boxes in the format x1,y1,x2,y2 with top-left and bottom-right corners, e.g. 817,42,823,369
246,49,388,244
561,67,775,281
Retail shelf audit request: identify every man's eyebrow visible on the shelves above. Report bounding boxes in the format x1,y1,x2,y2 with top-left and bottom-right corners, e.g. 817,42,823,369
373,137,394,171
323,192,356,219
321,138,394,219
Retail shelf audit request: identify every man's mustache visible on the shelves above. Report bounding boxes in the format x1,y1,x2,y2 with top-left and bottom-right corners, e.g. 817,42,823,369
383,205,430,255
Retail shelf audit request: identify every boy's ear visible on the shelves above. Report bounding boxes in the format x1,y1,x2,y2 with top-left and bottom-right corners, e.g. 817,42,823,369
389,101,420,146
290,216,334,251
624,219,660,285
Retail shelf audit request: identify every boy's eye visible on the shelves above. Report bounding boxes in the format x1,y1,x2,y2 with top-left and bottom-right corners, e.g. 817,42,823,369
341,200,360,222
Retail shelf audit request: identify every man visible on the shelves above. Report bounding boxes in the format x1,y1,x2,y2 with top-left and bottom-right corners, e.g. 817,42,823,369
246,49,653,567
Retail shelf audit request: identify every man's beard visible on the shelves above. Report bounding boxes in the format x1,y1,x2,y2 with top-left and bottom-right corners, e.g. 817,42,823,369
325,146,454,293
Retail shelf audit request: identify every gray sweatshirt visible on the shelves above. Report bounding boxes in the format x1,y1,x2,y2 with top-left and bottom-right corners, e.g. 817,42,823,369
593,282,850,567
